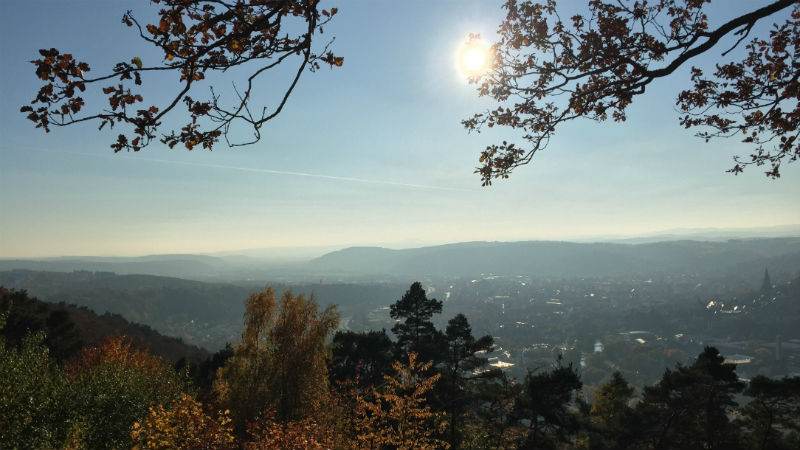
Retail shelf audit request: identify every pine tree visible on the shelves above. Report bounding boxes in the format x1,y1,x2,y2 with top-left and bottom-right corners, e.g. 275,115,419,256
390,282,443,362
439,313,498,450
637,346,745,450
587,371,638,450
514,356,583,450
737,375,800,450
331,329,394,388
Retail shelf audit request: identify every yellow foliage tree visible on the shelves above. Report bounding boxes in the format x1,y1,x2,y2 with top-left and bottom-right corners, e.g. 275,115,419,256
322,377,377,449
350,352,450,450
214,287,339,431
130,394,234,450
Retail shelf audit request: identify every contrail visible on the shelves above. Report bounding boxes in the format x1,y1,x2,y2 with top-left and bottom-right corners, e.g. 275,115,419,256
26,148,473,192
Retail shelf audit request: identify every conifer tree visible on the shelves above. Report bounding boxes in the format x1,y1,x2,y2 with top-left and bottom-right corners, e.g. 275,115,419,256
465,372,526,450
390,282,443,362
637,346,745,450
587,371,638,450
514,356,583,450
331,329,394,388
737,375,800,450
440,313,498,449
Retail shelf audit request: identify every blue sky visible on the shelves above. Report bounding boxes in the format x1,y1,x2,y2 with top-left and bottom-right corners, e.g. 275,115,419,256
1,0,798,257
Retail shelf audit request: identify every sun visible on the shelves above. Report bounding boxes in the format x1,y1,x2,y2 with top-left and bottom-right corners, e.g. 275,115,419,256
456,38,491,78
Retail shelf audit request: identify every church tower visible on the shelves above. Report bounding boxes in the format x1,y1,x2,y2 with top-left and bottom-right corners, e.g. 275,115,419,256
760,268,772,293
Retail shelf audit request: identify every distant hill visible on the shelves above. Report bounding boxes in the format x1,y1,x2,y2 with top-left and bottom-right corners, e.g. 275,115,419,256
309,238,800,278
4,227,798,282
585,224,800,244
0,269,251,326
0,287,210,364
0,254,227,280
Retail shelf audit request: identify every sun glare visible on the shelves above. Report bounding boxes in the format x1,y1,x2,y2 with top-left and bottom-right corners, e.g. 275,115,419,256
456,38,491,78
464,48,485,71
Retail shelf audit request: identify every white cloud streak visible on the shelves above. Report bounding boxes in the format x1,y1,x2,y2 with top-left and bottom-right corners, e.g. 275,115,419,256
43,149,472,192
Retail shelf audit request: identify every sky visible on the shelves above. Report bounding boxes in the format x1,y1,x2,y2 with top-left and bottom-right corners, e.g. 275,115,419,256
1,0,798,258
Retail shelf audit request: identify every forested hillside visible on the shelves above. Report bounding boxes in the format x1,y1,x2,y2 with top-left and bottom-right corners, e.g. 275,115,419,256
0,288,209,364
0,254,228,279
0,270,249,325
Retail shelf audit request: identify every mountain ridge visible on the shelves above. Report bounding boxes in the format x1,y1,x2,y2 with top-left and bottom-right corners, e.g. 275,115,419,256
309,237,800,278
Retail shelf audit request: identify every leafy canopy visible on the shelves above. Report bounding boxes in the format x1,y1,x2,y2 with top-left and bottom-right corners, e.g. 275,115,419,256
64,335,186,450
464,0,800,184
130,394,234,450
352,352,450,450
215,286,339,430
21,0,342,153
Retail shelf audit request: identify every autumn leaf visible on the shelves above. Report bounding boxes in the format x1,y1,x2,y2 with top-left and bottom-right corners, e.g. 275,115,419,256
22,0,343,153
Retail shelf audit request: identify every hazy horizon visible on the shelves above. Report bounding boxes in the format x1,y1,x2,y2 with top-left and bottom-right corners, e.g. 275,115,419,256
2,223,799,260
